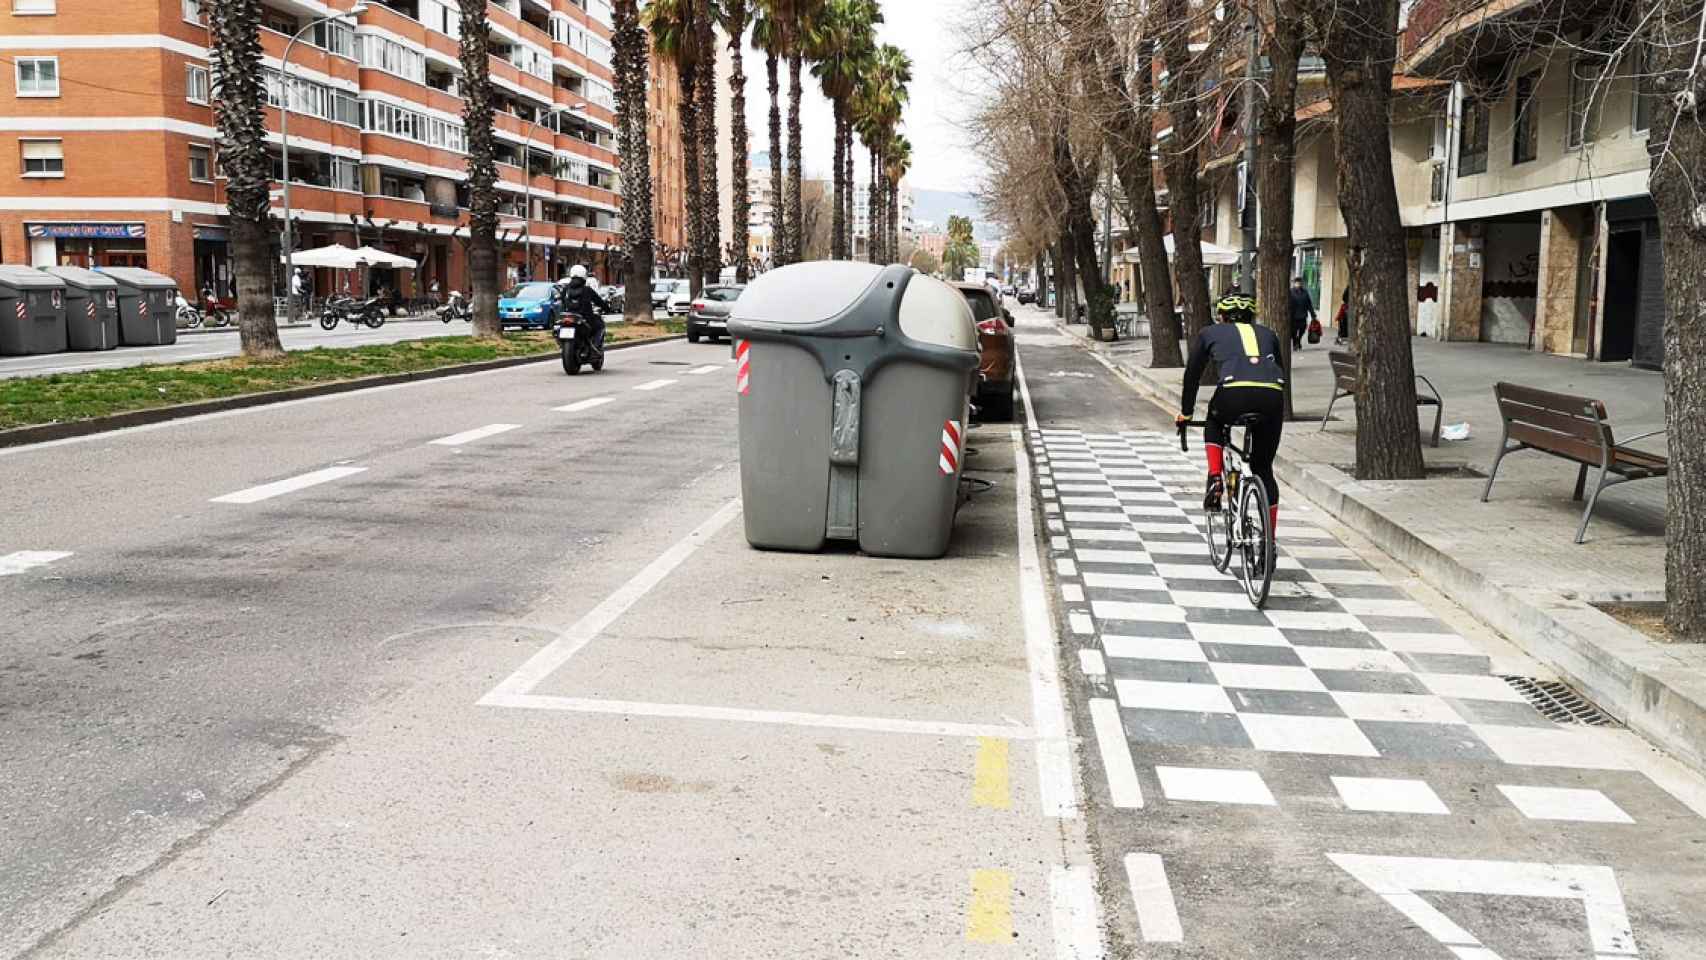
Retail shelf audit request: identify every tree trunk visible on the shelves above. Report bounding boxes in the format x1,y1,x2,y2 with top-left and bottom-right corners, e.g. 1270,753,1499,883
206,0,283,358
1307,0,1425,480
1034,252,1047,306
831,103,846,259
867,147,879,262
614,0,655,321
680,53,703,297
729,6,751,283
1645,0,1706,638
1257,0,1303,417
767,51,784,269
888,174,900,264
696,14,719,289
458,0,502,338
1055,239,1078,323
1055,128,1114,338
787,54,805,263
1156,0,1213,344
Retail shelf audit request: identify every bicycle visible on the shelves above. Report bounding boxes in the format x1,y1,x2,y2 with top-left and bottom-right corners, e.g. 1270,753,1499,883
1179,414,1275,608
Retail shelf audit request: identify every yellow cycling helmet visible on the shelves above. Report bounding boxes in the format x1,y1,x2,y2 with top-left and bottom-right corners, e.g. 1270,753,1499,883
1214,294,1256,322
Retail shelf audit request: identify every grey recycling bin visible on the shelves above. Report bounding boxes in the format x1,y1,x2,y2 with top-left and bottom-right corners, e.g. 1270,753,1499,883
0,265,68,356
43,266,120,351
727,262,980,559
101,267,178,346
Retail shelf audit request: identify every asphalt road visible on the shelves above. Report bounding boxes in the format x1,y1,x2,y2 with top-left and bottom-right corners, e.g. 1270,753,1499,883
0,312,628,381
4,302,1703,958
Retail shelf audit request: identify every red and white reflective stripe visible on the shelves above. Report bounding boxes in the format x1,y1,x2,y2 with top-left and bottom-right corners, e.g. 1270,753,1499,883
939,419,963,476
86,301,95,319
14,301,24,319
735,339,751,396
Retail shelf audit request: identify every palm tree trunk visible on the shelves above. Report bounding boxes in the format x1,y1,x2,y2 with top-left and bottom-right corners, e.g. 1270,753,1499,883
614,0,654,322
680,56,703,297
787,53,805,264
843,128,854,258
766,51,783,269
458,0,501,338
867,147,879,262
831,102,846,259
206,0,282,358
696,13,719,288
729,5,751,283
888,174,900,263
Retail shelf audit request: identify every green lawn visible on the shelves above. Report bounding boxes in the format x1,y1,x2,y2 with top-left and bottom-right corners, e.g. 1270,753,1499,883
0,323,683,431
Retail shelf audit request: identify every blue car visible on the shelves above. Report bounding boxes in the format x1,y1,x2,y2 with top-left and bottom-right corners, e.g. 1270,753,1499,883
497,282,561,330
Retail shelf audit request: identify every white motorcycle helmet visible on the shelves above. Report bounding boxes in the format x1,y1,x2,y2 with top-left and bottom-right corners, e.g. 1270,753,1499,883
570,265,588,280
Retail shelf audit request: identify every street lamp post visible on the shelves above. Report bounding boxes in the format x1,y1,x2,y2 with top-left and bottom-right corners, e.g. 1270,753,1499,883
281,3,367,325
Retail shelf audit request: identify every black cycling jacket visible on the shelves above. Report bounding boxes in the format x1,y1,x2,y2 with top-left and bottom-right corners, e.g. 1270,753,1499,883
1181,320,1287,415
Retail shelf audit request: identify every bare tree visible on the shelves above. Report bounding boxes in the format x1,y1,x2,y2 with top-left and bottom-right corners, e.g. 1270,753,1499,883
1253,0,1306,416
1155,0,1217,343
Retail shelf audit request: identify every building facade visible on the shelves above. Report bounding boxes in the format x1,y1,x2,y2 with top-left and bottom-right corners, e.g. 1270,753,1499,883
2,0,626,301
648,52,687,258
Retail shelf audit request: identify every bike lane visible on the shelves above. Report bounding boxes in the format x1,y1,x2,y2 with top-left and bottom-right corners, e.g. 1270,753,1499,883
1014,314,1706,959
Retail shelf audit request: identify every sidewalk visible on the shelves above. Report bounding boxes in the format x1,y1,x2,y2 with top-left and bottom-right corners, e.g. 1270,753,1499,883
1043,309,1706,776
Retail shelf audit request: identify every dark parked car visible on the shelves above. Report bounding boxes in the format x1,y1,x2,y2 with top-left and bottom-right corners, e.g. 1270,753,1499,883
1017,288,1036,305
687,284,744,343
954,282,1015,421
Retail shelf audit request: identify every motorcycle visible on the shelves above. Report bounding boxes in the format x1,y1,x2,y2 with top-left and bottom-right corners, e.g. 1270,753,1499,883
173,291,230,329
436,290,471,323
318,295,386,331
556,311,605,375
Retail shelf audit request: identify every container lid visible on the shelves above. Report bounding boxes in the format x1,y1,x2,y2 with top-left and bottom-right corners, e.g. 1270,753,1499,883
897,274,977,351
42,265,117,290
0,264,65,289
98,266,177,289
729,261,884,327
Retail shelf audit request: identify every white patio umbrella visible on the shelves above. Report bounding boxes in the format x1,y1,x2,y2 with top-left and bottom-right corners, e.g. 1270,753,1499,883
351,245,417,269
286,243,364,269
1162,235,1241,266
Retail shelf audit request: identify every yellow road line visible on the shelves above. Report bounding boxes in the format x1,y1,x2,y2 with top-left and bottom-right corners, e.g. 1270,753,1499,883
973,736,1012,810
967,868,1015,943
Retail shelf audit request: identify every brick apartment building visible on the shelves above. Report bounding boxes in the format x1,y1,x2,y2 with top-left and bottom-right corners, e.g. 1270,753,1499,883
0,0,628,302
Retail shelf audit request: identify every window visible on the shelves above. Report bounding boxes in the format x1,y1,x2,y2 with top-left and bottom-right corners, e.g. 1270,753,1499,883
1568,60,1601,148
15,57,58,96
181,0,202,22
20,139,63,177
310,19,356,58
358,35,426,84
586,0,612,27
1512,73,1538,164
12,0,55,13
330,157,359,192
1633,43,1654,134
186,64,210,104
584,78,614,110
263,70,360,127
360,98,465,153
1458,96,1489,176
188,144,212,182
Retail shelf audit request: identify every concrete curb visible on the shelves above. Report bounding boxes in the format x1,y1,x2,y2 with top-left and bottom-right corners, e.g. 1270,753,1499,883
0,334,686,450
1052,316,1706,777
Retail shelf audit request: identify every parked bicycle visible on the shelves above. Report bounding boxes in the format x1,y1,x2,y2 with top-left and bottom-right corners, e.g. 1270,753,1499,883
1179,415,1275,607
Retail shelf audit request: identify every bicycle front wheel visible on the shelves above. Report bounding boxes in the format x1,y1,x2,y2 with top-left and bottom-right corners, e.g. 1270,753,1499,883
1236,477,1274,608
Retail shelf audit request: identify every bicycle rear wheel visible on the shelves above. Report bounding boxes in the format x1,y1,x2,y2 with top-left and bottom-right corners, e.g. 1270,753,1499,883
1236,476,1274,607
1206,483,1234,574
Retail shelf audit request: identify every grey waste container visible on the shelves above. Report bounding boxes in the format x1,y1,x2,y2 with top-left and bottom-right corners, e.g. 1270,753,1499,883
101,267,178,346
43,266,120,351
727,262,980,559
0,265,69,356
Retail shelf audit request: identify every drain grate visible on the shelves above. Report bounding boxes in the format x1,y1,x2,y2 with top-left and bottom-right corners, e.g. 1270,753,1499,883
1500,676,1618,726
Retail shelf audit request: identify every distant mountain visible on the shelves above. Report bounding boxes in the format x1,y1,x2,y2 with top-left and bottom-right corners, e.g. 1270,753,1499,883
909,189,1001,241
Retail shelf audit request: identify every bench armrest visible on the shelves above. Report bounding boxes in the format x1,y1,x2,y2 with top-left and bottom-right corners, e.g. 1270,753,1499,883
1413,374,1442,403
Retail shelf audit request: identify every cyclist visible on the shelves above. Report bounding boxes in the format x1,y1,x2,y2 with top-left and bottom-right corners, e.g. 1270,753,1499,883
1174,293,1286,533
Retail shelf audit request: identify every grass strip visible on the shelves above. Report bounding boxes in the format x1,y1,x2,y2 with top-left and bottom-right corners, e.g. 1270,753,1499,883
0,323,683,430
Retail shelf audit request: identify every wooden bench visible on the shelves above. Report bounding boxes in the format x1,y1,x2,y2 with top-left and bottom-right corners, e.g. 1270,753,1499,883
1482,381,1669,543
1319,350,1444,447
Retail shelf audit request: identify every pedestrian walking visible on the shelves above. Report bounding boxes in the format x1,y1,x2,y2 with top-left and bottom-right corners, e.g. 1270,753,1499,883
1287,277,1316,351
1333,287,1351,345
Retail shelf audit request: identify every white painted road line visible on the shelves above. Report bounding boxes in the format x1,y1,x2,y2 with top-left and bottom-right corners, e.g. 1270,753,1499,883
1124,853,1183,943
1012,413,1078,818
482,695,1032,739
1050,865,1105,959
429,423,523,446
686,364,721,375
210,466,368,504
0,550,73,575
633,378,678,391
1088,698,1144,808
554,396,616,413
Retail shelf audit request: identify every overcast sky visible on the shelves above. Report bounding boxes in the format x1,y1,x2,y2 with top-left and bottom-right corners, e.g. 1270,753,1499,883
739,0,987,194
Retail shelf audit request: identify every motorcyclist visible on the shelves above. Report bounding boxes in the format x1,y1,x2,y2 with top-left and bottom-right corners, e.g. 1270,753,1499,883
557,265,610,355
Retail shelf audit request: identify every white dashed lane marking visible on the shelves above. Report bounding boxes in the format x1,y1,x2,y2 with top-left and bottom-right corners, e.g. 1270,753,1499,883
554,396,616,412
686,364,721,375
633,379,678,391
429,423,523,446
0,551,73,575
210,466,368,504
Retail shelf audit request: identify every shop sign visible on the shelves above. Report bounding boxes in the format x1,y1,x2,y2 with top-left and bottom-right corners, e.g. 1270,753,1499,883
25,223,146,240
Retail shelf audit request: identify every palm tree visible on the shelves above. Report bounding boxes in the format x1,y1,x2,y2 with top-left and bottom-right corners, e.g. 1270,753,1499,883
645,0,706,295
787,0,826,262
457,0,502,337
613,0,655,321
717,0,752,282
809,0,877,259
751,8,787,266
884,135,911,263
206,0,283,357
694,7,719,287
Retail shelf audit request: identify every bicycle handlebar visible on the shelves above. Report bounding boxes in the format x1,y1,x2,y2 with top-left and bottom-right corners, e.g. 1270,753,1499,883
1177,419,1209,452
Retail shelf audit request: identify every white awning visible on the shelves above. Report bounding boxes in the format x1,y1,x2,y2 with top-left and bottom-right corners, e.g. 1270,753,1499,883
1123,237,1242,267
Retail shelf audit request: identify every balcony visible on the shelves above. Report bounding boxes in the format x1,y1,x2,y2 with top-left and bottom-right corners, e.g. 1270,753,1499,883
1400,0,1605,75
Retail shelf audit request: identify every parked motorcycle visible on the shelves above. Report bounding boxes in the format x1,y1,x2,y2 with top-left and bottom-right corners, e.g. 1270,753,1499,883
557,311,605,375
173,291,230,329
318,295,386,331
437,290,471,323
